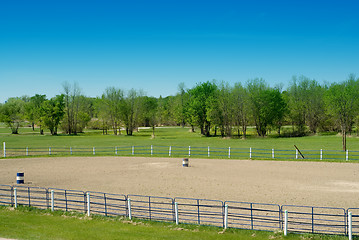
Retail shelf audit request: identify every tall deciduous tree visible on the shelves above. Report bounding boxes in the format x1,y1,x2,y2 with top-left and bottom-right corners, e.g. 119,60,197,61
247,79,286,137
187,81,217,136
142,96,158,137
325,75,359,151
0,98,25,134
24,94,47,134
121,89,143,136
42,95,65,135
102,87,123,135
232,83,249,138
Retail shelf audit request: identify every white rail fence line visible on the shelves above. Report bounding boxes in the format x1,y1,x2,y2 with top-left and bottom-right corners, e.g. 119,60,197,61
2,142,359,161
0,184,355,238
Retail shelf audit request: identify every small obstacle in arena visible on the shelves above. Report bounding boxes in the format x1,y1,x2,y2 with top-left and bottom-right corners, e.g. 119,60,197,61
16,172,24,184
182,158,189,167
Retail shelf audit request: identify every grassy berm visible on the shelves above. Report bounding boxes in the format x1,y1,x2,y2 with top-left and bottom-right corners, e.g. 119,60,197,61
0,206,350,240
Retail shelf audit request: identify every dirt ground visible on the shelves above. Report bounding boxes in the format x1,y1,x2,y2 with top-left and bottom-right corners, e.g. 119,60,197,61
1,156,359,208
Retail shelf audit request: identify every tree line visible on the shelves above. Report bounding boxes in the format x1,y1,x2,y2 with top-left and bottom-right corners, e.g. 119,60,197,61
1,75,358,150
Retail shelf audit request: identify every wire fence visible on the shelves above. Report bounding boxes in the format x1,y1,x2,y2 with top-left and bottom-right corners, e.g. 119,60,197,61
2,143,359,161
0,184,356,237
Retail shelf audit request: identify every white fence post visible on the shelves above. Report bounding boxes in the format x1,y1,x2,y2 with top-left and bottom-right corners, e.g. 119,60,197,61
175,202,179,225
189,146,191,157
249,147,252,159
224,204,228,229
132,146,134,155
93,147,95,155
151,145,153,156
320,149,323,160
87,192,91,216
49,147,51,155
296,149,298,159
228,147,231,158
346,149,349,161
284,210,288,236
169,146,171,157
70,147,72,155
115,147,118,155
128,198,132,220
208,146,210,157
3,142,6,158
348,212,352,240
51,190,55,211
26,147,28,156
14,187,17,208
272,149,274,159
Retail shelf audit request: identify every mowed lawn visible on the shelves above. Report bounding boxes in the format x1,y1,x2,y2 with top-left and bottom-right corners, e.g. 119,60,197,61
0,206,348,240
0,126,358,152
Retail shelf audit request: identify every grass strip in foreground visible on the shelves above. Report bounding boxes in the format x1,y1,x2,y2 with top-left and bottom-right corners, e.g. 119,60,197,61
0,206,350,240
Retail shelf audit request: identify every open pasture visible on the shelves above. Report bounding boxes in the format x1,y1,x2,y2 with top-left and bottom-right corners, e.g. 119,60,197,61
1,156,359,209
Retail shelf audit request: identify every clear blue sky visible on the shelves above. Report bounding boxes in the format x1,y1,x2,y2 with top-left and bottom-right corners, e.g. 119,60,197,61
1,0,358,103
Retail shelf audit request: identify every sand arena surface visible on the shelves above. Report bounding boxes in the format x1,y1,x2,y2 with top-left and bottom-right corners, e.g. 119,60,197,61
1,156,359,208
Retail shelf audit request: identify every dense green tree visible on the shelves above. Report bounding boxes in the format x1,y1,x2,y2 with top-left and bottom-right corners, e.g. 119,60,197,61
24,94,47,133
247,79,286,137
142,96,158,137
232,83,249,138
325,75,359,151
207,82,233,137
187,81,218,136
41,95,65,135
0,98,25,134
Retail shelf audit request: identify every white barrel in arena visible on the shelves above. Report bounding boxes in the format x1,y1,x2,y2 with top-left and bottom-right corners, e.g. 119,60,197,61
17,172,24,184
182,158,189,167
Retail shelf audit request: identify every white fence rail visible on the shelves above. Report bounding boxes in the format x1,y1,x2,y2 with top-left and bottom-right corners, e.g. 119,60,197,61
2,142,358,161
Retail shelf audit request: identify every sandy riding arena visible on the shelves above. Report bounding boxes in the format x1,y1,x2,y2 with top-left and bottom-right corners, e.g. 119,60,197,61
1,156,359,208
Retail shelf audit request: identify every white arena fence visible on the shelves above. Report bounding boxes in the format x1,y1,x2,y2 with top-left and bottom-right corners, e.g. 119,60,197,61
0,184,357,237
1,143,358,161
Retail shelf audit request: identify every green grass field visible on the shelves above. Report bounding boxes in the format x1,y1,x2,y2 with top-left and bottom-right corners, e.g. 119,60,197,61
0,206,349,240
0,126,358,151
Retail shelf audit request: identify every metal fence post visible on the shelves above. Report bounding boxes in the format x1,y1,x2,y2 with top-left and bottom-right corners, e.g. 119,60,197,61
3,142,6,158
128,198,132,220
70,147,72,155
346,150,349,161
228,147,231,158
296,149,298,159
14,187,17,208
87,192,90,216
51,190,55,211
348,212,352,240
175,202,179,225
49,147,51,155
26,147,29,156
151,145,153,156
169,146,171,157
284,210,288,236
250,147,252,159
272,148,274,159
115,147,117,155
320,149,323,160
224,204,228,229
93,147,95,155
189,146,191,157
208,146,210,157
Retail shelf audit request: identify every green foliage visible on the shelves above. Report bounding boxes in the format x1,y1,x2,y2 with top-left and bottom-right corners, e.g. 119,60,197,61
0,97,25,134
246,79,286,137
41,94,65,135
